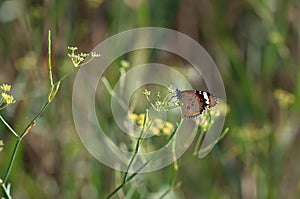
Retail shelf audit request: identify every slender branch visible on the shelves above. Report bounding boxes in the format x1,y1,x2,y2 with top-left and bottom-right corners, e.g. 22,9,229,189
0,115,19,138
3,101,49,183
105,158,151,199
20,101,49,138
20,121,35,140
1,184,12,199
56,67,77,83
3,139,21,183
166,119,183,146
48,30,54,87
216,127,229,143
193,127,205,156
106,117,182,199
123,109,149,184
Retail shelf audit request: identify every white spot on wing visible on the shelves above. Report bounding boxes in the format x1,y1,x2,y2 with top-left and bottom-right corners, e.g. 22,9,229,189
203,92,210,104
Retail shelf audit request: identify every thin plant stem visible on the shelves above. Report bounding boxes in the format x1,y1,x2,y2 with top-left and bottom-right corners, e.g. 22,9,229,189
166,119,183,146
1,29,93,198
56,67,77,83
20,101,49,138
3,139,21,183
159,189,171,199
158,171,178,199
139,111,158,147
172,124,178,170
1,184,12,199
48,30,54,87
106,117,183,199
105,158,151,199
197,127,230,157
193,127,205,156
123,109,149,184
3,101,49,183
2,30,56,187
216,127,229,143
0,115,19,138
101,77,127,111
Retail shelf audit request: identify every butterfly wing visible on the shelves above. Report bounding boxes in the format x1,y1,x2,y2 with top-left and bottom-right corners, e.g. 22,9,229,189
176,89,218,118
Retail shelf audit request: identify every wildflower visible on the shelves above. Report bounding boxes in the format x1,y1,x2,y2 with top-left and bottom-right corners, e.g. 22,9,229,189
1,93,16,104
161,122,174,135
128,112,175,136
0,83,16,110
128,113,138,121
143,89,151,97
0,84,11,92
68,46,100,68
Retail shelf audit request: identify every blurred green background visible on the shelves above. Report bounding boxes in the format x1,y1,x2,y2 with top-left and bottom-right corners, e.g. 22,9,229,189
1,0,300,198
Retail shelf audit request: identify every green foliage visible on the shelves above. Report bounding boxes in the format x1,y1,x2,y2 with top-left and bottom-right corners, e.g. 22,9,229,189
0,0,300,198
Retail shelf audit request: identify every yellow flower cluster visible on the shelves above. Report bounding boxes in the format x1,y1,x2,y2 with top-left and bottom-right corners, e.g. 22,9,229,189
274,89,295,109
128,113,175,136
0,84,11,91
68,46,101,68
0,83,16,110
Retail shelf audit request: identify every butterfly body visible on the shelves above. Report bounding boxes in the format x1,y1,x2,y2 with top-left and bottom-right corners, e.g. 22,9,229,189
176,89,218,118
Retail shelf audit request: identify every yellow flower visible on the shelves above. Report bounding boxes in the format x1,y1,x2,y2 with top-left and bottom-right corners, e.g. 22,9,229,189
137,114,148,126
154,118,164,129
128,113,138,121
162,122,174,136
150,126,161,136
164,121,174,129
0,84,11,92
1,93,16,104
127,112,175,136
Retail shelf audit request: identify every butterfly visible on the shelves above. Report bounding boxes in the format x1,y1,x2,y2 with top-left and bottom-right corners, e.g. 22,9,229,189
176,88,218,118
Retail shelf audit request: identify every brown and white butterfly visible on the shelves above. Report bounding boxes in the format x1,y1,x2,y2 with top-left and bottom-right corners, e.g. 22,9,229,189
176,88,218,118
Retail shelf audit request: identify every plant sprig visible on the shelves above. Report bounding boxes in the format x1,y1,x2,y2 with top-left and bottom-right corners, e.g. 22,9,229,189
0,30,99,199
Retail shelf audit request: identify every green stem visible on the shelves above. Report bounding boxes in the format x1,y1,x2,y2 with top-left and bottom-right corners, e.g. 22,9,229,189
193,127,204,156
20,101,49,138
107,117,182,199
3,101,50,184
56,67,77,83
166,119,183,146
106,159,151,199
216,127,229,143
0,104,8,111
3,139,21,183
0,115,19,138
1,184,12,199
156,152,180,199
48,30,54,87
139,111,158,146
123,109,149,184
